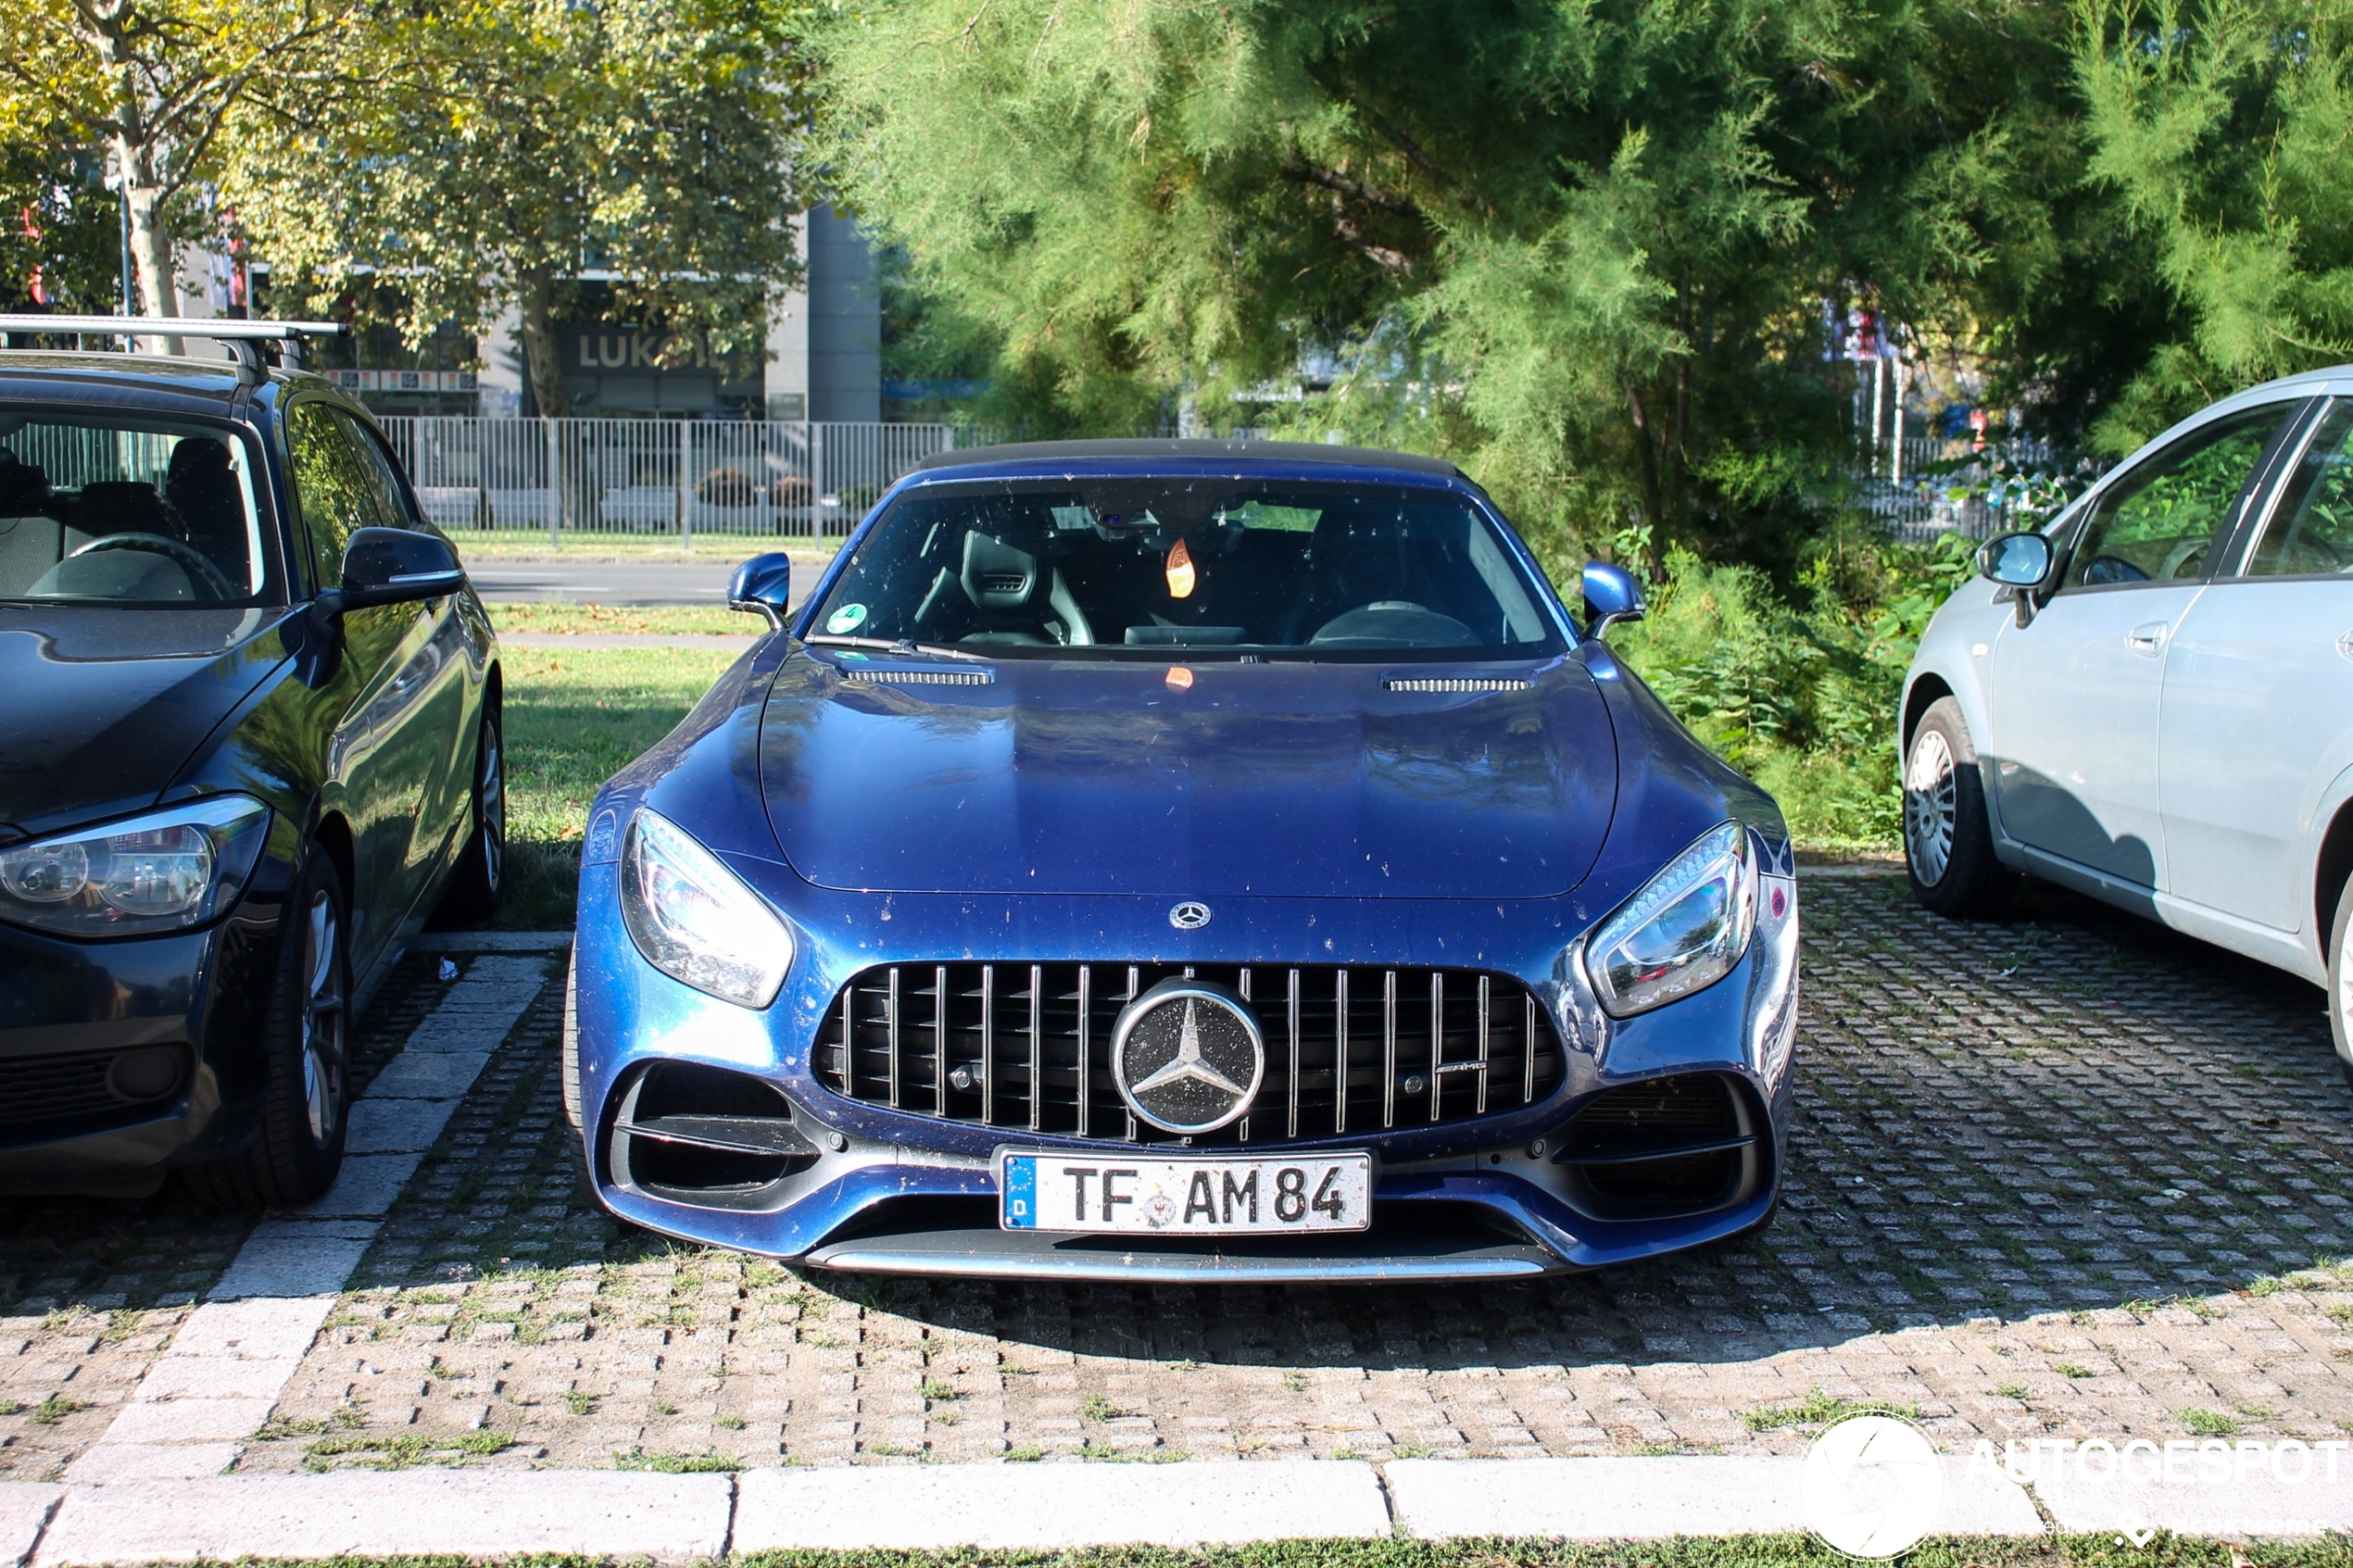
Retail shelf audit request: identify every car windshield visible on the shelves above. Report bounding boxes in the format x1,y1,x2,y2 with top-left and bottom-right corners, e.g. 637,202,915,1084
0,409,283,607
809,477,1563,659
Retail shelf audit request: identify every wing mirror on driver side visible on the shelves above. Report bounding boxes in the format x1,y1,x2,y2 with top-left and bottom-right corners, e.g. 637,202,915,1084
729,552,793,629
1977,531,2053,587
1581,560,1647,641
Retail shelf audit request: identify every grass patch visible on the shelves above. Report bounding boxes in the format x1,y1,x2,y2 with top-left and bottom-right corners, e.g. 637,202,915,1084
711,1537,2353,1566
488,645,742,930
486,601,758,637
29,1397,86,1424
1078,1395,1124,1423
2052,1361,2094,1379
302,1430,513,1471
612,1445,741,1473
1741,1387,1920,1433
2178,1408,2240,1436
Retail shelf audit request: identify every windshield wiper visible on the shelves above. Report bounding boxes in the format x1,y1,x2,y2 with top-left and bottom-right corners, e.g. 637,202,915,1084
805,634,988,662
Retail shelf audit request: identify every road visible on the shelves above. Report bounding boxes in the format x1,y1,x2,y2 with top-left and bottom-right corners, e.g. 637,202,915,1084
2,873,2349,1477
465,552,836,608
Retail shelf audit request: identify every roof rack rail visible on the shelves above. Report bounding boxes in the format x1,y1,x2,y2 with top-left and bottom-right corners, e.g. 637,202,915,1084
0,315,347,383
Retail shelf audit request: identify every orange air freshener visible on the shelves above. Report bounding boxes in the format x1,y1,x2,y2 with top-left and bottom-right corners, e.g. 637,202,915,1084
1164,537,1196,598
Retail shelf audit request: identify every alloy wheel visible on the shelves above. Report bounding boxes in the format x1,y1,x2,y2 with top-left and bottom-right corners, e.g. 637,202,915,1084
299,890,346,1145
1904,727,1957,886
479,722,506,893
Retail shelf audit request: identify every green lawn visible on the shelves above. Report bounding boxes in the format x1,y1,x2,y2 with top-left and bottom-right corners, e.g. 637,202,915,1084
452,528,845,558
486,601,756,636
492,645,744,930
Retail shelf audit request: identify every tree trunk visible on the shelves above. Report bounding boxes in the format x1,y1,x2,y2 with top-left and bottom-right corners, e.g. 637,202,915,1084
1624,376,1665,567
123,169,182,354
517,270,567,418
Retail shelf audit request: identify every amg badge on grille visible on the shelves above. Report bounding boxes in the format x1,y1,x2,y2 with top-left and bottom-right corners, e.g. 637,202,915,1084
1111,979,1265,1134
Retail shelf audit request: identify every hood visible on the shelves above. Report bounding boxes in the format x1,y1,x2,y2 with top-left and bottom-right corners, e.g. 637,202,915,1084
0,607,292,836
758,651,1617,899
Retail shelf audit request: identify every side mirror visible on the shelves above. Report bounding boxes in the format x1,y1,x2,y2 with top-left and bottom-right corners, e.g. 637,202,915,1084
333,527,464,611
728,552,793,629
1581,560,1646,641
1977,531,2053,587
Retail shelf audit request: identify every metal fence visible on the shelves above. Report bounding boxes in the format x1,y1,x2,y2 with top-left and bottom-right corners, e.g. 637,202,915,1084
1856,433,2087,544
374,418,965,544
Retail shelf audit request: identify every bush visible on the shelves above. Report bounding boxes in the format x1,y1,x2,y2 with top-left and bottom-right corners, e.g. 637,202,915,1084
1608,531,1979,853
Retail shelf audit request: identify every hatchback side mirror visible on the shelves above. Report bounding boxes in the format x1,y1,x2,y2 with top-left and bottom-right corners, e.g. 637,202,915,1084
1581,560,1646,641
333,526,464,611
729,552,793,629
1977,531,2054,587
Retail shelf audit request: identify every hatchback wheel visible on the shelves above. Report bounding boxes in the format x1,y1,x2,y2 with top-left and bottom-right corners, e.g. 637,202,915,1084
439,698,505,920
185,851,351,1207
1904,697,2017,918
2326,872,2353,1090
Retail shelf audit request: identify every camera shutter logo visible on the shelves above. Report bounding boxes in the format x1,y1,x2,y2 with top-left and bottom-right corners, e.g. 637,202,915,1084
1801,1415,1944,1559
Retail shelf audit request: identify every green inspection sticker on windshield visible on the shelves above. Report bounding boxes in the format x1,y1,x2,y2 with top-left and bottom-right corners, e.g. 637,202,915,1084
824,603,868,634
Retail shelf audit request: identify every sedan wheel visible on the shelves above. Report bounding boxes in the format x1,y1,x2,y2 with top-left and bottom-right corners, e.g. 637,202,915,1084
2327,872,2353,1089
438,700,506,920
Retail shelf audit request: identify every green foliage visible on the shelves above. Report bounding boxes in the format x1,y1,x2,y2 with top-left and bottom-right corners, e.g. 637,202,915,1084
2075,0,2353,454
0,144,119,310
1613,531,1980,850
816,0,2098,558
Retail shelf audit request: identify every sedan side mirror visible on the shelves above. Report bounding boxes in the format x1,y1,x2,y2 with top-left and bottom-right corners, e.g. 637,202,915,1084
729,553,793,629
1581,560,1647,641
333,527,464,611
1977,531,2053,587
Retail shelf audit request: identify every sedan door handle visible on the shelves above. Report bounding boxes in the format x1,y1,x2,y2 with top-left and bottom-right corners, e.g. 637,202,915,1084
2125,621,2168,656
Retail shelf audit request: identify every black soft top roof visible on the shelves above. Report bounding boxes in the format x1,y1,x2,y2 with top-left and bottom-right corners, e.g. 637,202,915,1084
911,437,1465,480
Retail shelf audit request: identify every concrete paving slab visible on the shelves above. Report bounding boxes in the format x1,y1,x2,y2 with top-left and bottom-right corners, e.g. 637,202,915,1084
208,1232,377,1298
0,1485,60,1568
345,1097,460,1153
170,1296,338,1361
61,1445,238,1484
132,1357,305,1403
33,1472,734,1564
292,1154,422,1220
365,1049,495,1098
99,1399,276,1445
2036,1456,2353,1539
733,1460,1391,1549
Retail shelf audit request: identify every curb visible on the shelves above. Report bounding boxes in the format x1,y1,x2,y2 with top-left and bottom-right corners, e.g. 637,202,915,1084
0,1456,2051,1565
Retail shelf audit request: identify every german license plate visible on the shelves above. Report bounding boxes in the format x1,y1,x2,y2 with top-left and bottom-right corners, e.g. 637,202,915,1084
999,1150,1372,1235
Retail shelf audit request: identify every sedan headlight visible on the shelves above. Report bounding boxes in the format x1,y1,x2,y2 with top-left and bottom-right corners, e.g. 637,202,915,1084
1583,822,1758,1017
0,796,271,938
620,809,793,1008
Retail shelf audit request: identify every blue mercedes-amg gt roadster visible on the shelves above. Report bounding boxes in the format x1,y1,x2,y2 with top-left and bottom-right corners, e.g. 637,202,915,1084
565,440,1799,1280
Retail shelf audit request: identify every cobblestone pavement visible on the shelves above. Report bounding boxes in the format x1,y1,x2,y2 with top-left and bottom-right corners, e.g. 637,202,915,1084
6,874,2353,1481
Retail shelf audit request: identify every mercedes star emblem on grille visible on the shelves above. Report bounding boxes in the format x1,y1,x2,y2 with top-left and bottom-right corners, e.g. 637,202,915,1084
1110,979,1265,1134
1168,900,1212,931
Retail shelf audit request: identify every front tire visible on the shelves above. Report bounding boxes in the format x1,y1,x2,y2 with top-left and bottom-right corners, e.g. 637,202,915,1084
1904,696,2017,918
186,851,352,1207
2325,872,2353,1090
439,697,505,921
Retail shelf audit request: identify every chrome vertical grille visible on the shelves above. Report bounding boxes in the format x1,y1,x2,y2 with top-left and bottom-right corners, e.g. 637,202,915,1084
812,961,1564,1147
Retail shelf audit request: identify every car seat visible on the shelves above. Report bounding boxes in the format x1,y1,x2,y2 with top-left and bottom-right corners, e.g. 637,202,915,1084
953,529,1093,645
165,438,246,571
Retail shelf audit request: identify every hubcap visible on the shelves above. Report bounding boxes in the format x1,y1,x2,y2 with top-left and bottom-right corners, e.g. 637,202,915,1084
480,723,505,892
299,890,346,1145
1904,727,1958,886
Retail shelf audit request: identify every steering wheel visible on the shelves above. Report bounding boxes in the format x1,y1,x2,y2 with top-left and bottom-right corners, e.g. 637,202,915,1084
69,533,239,601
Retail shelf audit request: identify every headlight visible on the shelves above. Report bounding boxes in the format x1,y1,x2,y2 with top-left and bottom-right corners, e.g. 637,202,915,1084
620,809,793,1008
1582,822,1758,1018
0,796,271,938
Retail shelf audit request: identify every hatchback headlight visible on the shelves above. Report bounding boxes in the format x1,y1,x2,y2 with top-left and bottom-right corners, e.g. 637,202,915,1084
0,796,271,938
1583,822,1758,1017
620,809,793,1008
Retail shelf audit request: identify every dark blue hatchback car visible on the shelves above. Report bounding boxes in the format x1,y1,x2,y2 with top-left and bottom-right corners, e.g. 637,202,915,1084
568,440,1798,1280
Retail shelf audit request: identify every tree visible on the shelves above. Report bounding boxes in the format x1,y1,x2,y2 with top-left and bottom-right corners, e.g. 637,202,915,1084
2073,0,2353,454
817,0,2095,568
0,143,122,311
0,0,358,345
222,0,818,416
